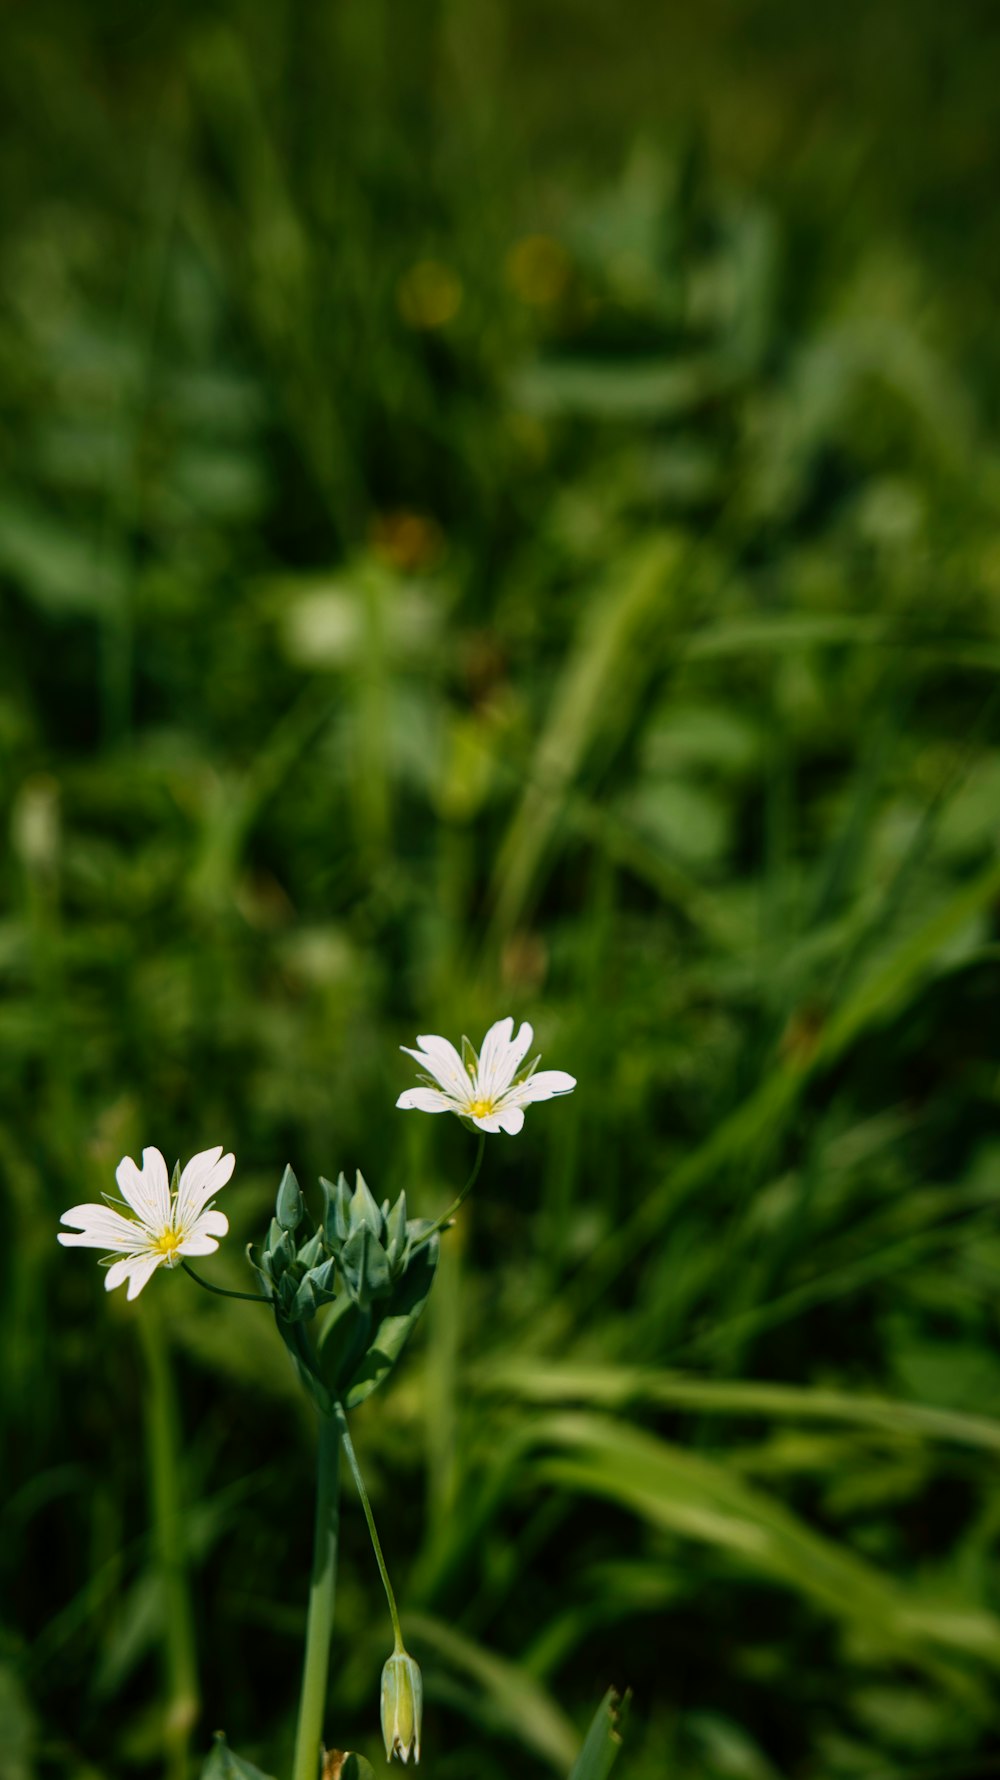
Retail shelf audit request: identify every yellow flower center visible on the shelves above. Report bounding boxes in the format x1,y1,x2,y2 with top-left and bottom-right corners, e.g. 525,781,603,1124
153,1228,183,1262
467,1098,496,1119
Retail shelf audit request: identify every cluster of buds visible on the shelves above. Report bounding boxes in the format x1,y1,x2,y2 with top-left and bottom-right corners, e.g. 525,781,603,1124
250,1166,339,1322
250,1166,425,1321
248,1165,440,1417
319,1170,416,1308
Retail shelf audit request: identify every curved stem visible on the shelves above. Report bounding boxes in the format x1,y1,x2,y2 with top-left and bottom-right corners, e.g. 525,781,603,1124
336,1411,403,1650
411,1132,486,1252
292,1416,341,1780
180,1261,270,1304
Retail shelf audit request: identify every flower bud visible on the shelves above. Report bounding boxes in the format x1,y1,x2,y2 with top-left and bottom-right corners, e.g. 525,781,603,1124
380,1647,422,1764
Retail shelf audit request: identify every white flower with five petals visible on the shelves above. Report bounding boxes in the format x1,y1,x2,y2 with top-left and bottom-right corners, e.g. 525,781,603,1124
396,1017,575,1135
58,1145,234,1301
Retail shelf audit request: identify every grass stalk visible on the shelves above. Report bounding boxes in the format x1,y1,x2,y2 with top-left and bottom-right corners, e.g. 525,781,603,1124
292,1415,341,1780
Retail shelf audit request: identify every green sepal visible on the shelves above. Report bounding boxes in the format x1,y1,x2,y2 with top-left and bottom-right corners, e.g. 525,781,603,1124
307,1255,339,1306
404,1217,439,1245
340,1223,392,1305
298,1229,324,1270
264,1219,301,1286
295,1273,319,1319
275,1165,304,1233
294,1254,338,1317
277,1272,300,1318
384,1190,408,1272
200,1733,276,1780
320,1172,352,1248
245,1244,274,1300
342,1232,439,1408
349,1170,383,1237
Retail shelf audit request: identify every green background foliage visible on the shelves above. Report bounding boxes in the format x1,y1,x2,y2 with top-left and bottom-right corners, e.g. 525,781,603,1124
4,2,1000,1776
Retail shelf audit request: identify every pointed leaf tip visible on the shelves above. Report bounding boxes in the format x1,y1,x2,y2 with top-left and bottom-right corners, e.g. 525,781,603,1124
200,1733,278,1780
567,1688,631,1780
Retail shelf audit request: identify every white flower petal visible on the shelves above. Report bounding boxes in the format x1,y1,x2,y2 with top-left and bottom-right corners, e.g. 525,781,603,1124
58,1203,143,1251
178,1207,228,1255
174,1146,235,1225
402,1034,469,1098
104,1254,151,1292
475,1017,515,1099
470,1112,507,1133
116,1149,171,1231
503,1069,576,1107
396,1087,459,1114
190,1208,229,1240
123,1252,166,1300
177,1230,222,1258
494,1105,525,1135
490,1020,535,1098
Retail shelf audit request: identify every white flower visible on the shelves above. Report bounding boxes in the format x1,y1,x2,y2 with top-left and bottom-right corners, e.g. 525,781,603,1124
58,1145,234,1301
396,1016,575,1136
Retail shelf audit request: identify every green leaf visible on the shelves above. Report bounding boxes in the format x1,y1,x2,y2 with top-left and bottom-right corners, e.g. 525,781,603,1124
568,1688,630,1780
342,1235,439,1408
317,1296,374,1397
533,1414,1000,1699
201,1733,277,1780
471,1360,1000,1455
490,535,686,938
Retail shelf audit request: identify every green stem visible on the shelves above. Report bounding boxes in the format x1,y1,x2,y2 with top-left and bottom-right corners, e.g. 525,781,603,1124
180,1260,270,1304
336,1411,403,1650
411,1132,486,1251
138,1311,199,1780
292,1416,341,1780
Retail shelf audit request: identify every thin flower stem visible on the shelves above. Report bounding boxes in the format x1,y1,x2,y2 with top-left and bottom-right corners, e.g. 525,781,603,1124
335,1410,404,1650
292,1415,341,1780
410,1132,486,1251
180,1261,270,1304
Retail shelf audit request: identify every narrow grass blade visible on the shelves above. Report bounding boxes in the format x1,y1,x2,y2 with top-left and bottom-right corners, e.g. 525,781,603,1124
568,1688,631,1780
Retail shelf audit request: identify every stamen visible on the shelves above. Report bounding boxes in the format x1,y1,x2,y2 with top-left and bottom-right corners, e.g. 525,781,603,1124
153,1228,184,1263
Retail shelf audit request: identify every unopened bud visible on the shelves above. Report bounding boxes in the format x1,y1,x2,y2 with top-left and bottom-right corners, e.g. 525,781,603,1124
381,1647,422,1765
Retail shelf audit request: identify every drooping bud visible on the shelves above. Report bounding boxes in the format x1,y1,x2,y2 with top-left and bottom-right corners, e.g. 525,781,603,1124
380,1647,423,1765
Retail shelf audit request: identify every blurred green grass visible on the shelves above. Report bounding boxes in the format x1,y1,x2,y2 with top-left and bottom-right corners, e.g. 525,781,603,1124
4,3,1000,1777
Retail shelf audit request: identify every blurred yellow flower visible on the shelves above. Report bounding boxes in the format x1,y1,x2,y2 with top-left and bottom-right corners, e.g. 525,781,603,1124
397,260,463,329
504,234,571,306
